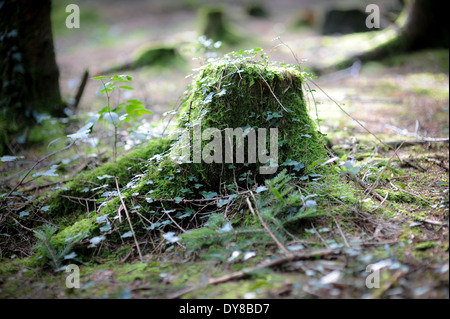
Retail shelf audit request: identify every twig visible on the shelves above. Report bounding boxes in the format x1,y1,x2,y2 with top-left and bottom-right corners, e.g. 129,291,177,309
247,192,291,256
115,177,143,262
307,77,400,161
353,176,386,202
4,140,75,198
0,140,75,226
167,248,339,299
422,219,446,226
310,222,329,248
333,217,350,248
73,69,89,109
255,69,288,112
161,202,186,233
370,191,389,212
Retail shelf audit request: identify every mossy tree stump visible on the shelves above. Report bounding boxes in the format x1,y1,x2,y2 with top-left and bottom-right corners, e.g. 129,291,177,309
41,54,329,261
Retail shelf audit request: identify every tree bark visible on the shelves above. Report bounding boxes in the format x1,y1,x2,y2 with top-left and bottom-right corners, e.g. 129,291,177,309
0,0,64,153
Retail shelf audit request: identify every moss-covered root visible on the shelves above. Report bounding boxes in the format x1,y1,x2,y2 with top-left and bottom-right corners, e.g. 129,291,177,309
133,45,184,69
104,45,185,73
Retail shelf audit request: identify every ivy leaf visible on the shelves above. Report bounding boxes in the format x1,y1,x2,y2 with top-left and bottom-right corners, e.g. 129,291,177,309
99,223,111,232
305,200,317,208
32,165,59,177
102,112,120,125
163,232,179,243
64,252,77,260
200,191,218,200
97,174,115,180
216,89,227,97
255,186,268,193
217,194,238,207
281,159,305,171
19,211,29,218
218,222,233,233
67,122,94,140
89,236,105,245
203,92,214,104
0,155,24,162
121,231,133,238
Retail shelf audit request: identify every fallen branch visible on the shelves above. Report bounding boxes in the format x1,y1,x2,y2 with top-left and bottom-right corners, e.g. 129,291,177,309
385,138,449,149
167,248,340,299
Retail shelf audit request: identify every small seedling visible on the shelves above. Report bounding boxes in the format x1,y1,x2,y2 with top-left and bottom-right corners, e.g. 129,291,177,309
90,74,153,162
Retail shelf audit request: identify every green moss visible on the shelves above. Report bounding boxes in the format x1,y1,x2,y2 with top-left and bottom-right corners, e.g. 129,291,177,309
115,262,160,282
415,241,437,251
0,255,42,277
376,189,418,204
27,118,65,146
381,49,449,72
51,215,98,248
185,271,286,298
47,136,171,217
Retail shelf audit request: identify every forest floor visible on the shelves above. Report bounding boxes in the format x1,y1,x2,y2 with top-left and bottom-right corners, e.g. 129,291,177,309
0,0,448,299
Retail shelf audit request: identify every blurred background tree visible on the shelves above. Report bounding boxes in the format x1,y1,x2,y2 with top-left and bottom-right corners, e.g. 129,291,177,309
328,0,449,71
0,0,64,154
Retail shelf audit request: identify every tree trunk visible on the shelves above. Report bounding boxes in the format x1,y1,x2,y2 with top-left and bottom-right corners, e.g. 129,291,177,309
402,0,449,50
320,0,449,73
0,0,64,153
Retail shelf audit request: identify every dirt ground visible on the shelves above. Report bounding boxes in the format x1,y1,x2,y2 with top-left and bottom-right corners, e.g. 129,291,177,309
0,0,448,299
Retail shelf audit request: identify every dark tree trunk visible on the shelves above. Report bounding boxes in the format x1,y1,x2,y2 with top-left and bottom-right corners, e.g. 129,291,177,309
0,0,64,153
401,0,449,50
321,0,449,73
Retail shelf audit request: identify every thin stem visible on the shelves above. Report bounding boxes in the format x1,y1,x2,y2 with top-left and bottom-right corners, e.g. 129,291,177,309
115,177,143,261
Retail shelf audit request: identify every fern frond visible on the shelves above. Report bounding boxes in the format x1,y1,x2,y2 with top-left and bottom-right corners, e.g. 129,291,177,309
34,224,79,271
